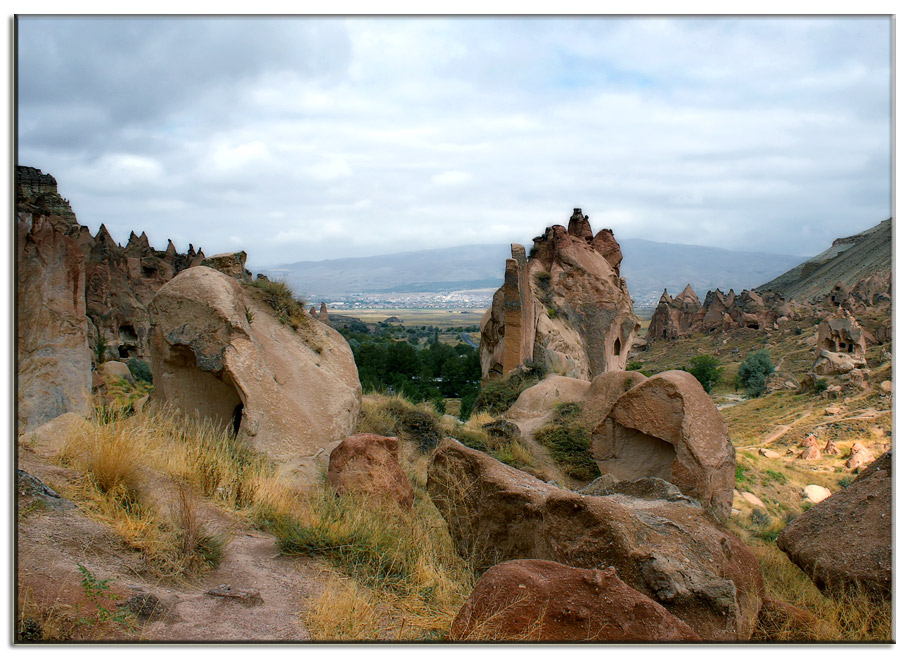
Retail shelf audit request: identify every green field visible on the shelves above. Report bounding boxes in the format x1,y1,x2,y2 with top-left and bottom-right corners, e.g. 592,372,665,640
340,308,486,328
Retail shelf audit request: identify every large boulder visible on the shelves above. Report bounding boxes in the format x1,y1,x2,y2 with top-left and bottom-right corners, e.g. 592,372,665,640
428,439,764,641
577,369,647,431
590,370,736,519
777,451,891,599
503,374,591,437
813,350,864,376
327,434,413,509
148,266,361,482
16,167,92,431
449,559,700,642
480,209,640,381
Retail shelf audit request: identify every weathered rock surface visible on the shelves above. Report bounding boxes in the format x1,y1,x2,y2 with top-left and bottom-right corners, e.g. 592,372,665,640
449,559,701,642
647,284,793,342
802,485,831,504
98,360,134,383
17,412,89,459
591,370,735,519
480,209,640,381
16,167,92,431
845,442,875,471
777,451,891,599
327,434,413,509
796,436,821,460
503,375,591,438
428,439,764,640
148,266,361,481
201,252,252,283
577,370,647,432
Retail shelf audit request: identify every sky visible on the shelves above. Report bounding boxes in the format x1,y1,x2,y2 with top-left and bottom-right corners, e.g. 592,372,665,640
16,16,892,268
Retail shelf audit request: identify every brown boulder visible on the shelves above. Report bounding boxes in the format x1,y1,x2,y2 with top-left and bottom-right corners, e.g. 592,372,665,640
845,442,875,470
201,251,252,283
591,370,735,519
148,266,361,483
777,451,891,599
449,559,700,642
327,434,413,509
428,439,764,641
823,439,838,455
796,436,821,460
577,369,647,431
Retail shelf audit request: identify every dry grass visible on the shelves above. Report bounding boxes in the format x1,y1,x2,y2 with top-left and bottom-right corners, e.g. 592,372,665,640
748,541,892,642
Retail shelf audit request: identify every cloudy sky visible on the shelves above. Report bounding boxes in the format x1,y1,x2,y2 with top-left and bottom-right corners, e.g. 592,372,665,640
16,16,892,268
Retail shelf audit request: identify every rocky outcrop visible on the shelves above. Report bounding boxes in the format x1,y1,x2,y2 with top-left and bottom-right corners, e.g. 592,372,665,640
777,451,891,599
812,308,866,377
753,598,837,642
590,370,736,519
318,302,330,324
148,266,361,482
647,285,793,342
428,439,764,641
327,434,413,509
17,167,92,430
201,252,252,283
480,209,640,381
449,559,700,642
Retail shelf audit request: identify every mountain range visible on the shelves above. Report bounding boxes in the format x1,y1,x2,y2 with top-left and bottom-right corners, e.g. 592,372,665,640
260,238,806,308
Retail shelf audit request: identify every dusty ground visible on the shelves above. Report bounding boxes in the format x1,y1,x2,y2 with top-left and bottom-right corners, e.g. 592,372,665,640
17,448,326,643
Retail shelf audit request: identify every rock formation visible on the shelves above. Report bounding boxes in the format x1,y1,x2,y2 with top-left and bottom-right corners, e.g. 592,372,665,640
777,451,891,599
318,302,330,324
327,434,413,509
201,252,253,284
449,559,701,642
428,439,763,641
16,167,92,430
647,285,793,342
148,266,361,481
590,370,736,519
480,209,640,381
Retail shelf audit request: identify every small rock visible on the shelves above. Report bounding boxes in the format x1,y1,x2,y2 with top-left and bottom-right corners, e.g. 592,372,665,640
823,440,838,455
759,449,781,459
879,380,891,394
205,584,263,607
802,485,832,503
824,406,843,416
98,360,135,383
741,491,766,508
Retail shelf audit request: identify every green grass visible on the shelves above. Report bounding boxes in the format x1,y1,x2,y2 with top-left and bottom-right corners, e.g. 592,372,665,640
533,402,599,481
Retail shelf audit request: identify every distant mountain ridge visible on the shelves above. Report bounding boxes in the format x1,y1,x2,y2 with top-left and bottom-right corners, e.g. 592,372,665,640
260,238,806,307
756,218,892,303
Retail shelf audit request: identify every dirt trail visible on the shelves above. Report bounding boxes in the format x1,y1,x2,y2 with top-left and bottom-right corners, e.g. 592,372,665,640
17,450,325,642
140,532,323,641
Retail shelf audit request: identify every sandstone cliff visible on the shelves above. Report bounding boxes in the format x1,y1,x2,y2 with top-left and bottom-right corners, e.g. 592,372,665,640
480,209,640,381
17,167,92,430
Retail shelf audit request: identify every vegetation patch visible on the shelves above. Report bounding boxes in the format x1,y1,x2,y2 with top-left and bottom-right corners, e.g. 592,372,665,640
533,402,599,481
473,361,546,416
737,349,776,398
249,277,308,330
685,354,723,393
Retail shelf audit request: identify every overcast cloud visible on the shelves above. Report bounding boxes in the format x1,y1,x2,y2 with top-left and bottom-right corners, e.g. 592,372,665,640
16,16,891,267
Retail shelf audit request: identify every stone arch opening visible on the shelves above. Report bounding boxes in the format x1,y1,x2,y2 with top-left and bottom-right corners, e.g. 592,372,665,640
613,338,622,356
596,424,677,482
162,345,244,435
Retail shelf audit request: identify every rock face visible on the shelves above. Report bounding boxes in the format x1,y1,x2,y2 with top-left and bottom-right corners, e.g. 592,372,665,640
813,308,867,376
590,370,736,519
327,434,413,509
480,209,640,381
148,266,361,481
777,451,891,599
647,285,792,342
428,439,764,641
201,251,253,283
16,167,92,430
449,559,700,642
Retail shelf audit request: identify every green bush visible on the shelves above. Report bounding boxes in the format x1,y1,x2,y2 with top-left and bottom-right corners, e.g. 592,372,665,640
737,349,775,398
126,357,153,384
626,361,644,371
473,365,545,416
815,377,829,394
685,354,723,393
533,402,597,481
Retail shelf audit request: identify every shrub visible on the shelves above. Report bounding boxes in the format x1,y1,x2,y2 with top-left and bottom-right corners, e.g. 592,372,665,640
764,469,787,485
533,402,598,481
815,377,829,394
738,349,775,398
685,354,723,393
92,333,110,365
126,357,153,384
473,365,545,416
626,361,644,371
250,278,307,329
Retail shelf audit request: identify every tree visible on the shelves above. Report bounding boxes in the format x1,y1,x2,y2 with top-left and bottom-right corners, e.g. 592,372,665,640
686,354,723,393
737,349,775,398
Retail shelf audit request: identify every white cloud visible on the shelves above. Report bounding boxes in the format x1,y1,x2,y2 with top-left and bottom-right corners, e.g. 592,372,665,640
432,170,473,186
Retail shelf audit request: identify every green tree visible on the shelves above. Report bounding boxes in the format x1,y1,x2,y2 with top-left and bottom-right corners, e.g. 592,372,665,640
685,354,723,393
737,349,775,398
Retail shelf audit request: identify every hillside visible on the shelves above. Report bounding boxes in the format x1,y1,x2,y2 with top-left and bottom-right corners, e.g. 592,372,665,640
260,238,804,307
757,218,892,302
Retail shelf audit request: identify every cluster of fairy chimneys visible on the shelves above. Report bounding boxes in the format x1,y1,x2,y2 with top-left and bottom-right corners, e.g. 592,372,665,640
309,302,330,324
